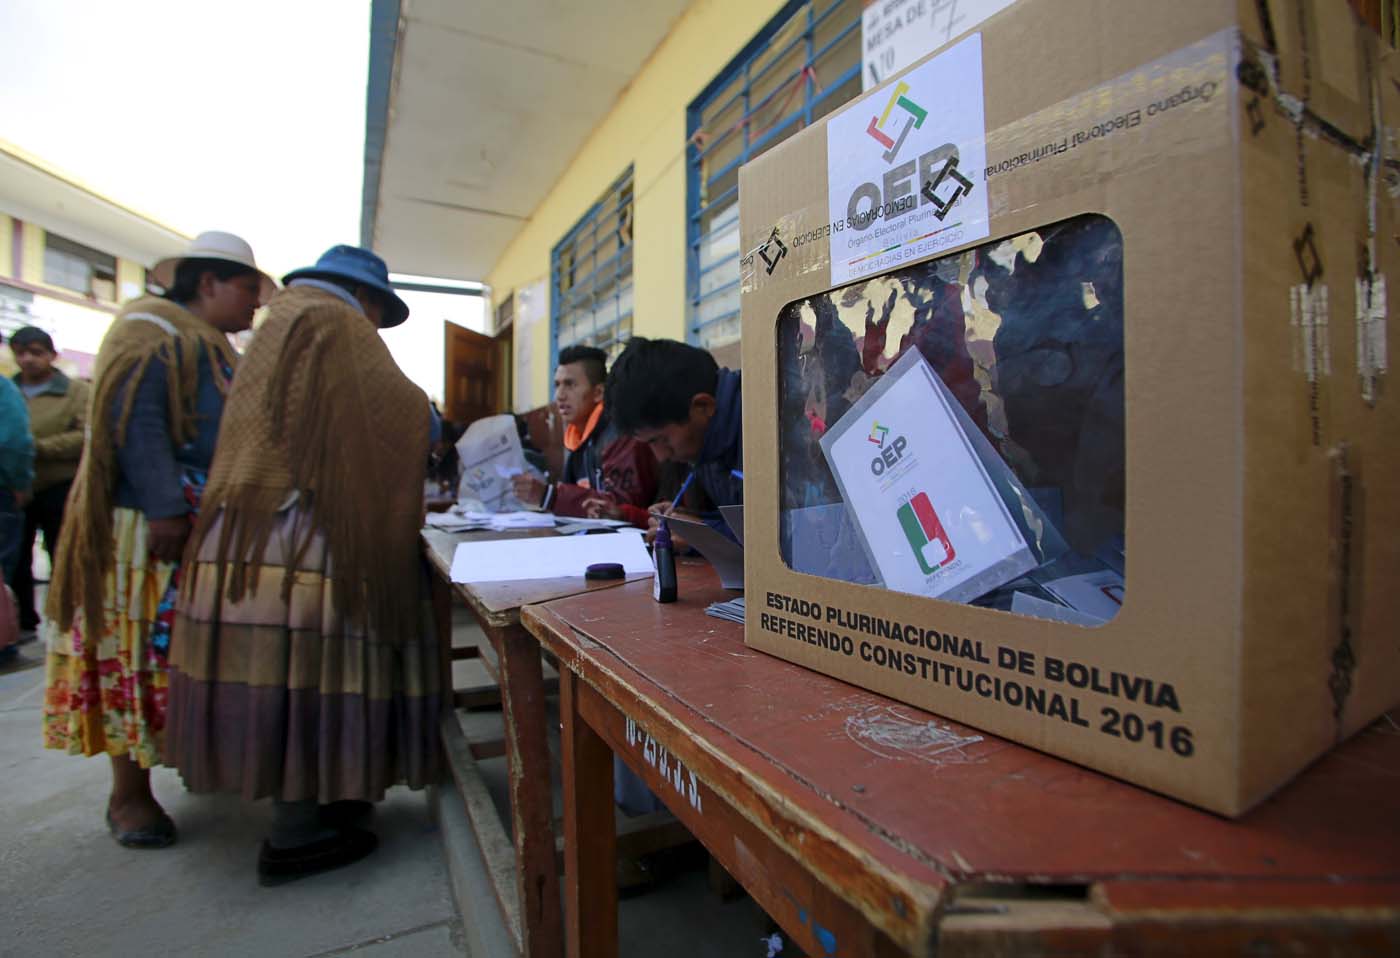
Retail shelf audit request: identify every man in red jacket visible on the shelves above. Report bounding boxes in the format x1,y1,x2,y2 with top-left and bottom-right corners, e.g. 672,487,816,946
511,345,656,521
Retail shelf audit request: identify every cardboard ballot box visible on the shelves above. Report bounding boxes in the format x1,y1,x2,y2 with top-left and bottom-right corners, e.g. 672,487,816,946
738,0,1398,816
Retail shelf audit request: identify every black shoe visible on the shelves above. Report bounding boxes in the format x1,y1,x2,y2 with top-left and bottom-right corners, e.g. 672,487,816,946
106,808,178,849
319,800,374,829
257,827,378,887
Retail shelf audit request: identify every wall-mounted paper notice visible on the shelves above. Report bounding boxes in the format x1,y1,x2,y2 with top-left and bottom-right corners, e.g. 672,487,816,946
820,349,1035,603
450,534,654,584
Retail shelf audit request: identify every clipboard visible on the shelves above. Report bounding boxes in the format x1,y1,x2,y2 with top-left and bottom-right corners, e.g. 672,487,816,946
665,513,745,590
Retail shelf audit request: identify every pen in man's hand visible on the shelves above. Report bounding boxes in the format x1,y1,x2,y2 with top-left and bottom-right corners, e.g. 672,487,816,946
664,471,695,517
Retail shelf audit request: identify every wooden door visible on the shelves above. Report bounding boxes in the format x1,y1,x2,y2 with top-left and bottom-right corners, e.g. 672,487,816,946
444,321,499,427
494,325,513,415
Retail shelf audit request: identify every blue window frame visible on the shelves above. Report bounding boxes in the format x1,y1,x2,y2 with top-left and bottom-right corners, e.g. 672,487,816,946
551,166,635,366
686,0,863,348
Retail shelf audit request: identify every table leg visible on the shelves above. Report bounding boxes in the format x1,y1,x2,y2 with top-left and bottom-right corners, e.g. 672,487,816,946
492,621,565,958
561,669,617,958
428,560,455,717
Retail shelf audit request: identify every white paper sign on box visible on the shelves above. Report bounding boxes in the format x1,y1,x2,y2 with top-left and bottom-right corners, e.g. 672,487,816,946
827,32,989,285
861,0,1020,89
820,349,1035,603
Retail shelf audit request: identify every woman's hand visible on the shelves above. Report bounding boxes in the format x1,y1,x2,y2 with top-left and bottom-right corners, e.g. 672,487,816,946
147,515,192,563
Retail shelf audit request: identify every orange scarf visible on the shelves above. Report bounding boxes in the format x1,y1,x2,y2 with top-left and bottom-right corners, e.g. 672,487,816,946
563,401,604,452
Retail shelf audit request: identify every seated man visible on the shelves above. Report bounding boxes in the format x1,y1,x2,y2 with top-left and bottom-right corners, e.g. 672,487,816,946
604,337,742,535
510,345,657,519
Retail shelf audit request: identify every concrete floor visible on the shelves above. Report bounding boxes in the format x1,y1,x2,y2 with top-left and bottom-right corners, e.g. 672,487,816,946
0,588,791,958
0,640,465,958
445,616,784,958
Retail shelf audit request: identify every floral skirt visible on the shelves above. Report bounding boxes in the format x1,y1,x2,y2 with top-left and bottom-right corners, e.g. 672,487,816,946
164,505,442,803
43,508,179,767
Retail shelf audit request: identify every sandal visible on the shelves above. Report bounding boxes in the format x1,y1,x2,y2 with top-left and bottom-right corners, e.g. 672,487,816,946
106,808,178,849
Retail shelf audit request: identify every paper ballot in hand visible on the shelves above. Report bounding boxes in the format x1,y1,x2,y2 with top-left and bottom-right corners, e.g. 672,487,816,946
455,414,544,512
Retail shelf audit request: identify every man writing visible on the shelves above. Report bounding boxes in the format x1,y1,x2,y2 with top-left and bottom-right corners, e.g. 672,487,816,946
510,345,657,520
603,337,742,540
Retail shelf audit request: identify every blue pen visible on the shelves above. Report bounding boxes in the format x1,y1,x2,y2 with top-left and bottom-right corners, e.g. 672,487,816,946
665,470,695,516
731,469,744,480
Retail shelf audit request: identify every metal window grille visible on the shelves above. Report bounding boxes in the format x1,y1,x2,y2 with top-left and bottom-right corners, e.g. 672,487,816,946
551,166,635,366
686,0,863,349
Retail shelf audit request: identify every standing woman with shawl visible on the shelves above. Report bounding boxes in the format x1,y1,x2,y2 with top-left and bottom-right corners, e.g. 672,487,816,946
43,232,273,847
164,246,441,885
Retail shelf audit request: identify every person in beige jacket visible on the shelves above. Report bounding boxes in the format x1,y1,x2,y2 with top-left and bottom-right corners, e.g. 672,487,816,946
9,326,89,639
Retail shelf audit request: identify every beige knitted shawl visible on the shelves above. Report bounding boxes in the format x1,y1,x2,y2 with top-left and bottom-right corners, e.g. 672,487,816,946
47,296,239,634
182,285,428,641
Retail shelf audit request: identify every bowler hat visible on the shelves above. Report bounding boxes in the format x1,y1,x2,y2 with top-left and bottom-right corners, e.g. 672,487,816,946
283,245,409,328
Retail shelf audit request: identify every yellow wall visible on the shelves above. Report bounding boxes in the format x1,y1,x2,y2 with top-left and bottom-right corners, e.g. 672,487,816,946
116,257,145,302
0,214,11,280
20,221,44,285
486,0,788,408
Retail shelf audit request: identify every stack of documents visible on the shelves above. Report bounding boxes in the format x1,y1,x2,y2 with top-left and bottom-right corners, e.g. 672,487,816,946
425,509,558,533
554,517,632,535
487,511,558,530
704,596,745,624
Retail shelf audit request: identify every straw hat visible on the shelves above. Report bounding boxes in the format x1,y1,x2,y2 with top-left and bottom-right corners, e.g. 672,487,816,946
150,231,278,301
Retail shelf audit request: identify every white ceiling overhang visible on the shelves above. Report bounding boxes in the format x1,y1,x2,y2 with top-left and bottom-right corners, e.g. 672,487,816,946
0,140,190,267
362,0,690,282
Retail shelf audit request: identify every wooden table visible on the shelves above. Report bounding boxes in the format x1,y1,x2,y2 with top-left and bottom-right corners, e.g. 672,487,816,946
523,559,1400,957
422,527,647,958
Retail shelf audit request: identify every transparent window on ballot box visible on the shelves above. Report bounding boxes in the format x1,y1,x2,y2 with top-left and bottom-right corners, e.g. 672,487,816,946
776,214,1126,627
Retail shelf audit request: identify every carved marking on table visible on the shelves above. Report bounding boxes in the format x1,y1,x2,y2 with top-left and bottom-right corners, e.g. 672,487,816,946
843,705,983,766
624,716,704,813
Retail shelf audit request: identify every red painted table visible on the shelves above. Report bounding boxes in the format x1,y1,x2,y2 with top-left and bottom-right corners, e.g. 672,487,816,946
523,559,1400,957
423,527,645,958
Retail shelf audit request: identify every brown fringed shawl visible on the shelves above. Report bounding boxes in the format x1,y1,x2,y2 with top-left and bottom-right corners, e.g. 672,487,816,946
47,296,239,634
184,285,428,641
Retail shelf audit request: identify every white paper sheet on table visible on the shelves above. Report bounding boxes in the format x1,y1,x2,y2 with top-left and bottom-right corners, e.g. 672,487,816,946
705,596,746,624
450,533,655,584
424,511,481,531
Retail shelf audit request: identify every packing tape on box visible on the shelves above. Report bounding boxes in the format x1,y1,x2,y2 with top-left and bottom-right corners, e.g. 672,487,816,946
1356,274,1388,403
